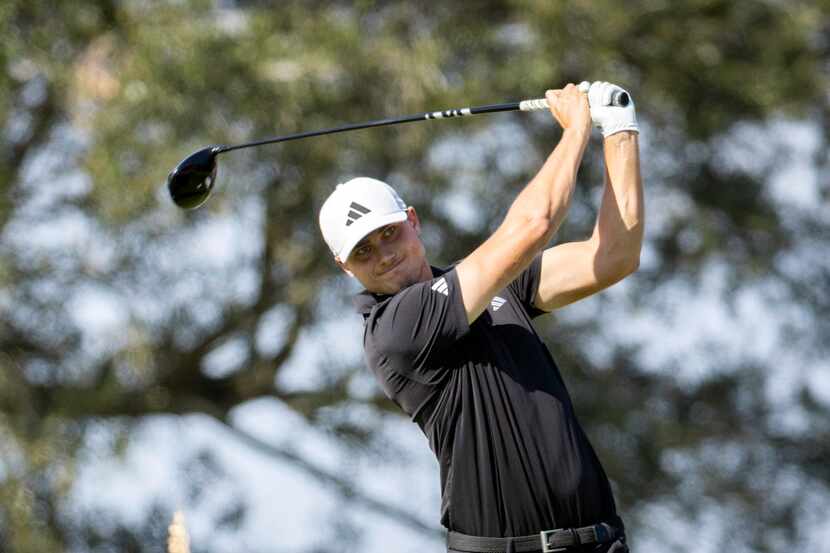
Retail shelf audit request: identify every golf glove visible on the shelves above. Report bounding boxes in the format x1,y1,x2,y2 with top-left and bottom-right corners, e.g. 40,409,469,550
584,81,639,137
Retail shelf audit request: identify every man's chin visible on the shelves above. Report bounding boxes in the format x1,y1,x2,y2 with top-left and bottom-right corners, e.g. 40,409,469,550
377,274,416,295
370,262,429,294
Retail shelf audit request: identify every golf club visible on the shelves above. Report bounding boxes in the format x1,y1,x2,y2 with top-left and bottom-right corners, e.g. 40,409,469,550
167,86,629,209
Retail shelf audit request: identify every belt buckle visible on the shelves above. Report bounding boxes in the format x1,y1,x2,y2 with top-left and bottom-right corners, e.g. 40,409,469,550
593,523,612,543
539,529,567,553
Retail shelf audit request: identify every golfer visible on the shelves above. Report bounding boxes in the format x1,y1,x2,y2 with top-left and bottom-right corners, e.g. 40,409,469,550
319,81,642,553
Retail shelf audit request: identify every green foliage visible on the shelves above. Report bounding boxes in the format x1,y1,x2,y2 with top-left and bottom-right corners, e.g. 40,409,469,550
1,1,828,551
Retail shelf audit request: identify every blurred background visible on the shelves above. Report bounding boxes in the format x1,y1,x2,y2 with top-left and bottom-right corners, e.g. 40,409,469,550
1,1,829,552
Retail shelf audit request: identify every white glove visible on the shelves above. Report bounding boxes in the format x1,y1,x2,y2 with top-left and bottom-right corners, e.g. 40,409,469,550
582,81,639,137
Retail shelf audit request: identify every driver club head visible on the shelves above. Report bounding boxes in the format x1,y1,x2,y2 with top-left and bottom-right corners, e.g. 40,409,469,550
167,147,220,209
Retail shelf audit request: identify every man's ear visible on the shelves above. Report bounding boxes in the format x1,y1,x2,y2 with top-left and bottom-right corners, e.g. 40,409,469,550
335,257,354,278
406,206,421,234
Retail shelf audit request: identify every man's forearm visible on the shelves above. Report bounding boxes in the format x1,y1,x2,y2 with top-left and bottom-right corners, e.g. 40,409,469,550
593,131,644,275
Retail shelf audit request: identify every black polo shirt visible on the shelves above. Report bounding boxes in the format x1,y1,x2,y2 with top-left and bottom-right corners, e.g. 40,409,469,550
354,256,618,537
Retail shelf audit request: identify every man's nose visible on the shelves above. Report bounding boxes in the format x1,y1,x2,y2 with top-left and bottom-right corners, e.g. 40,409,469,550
377,245,397,267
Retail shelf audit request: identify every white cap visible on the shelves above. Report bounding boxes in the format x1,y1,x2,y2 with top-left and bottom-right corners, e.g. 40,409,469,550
319,177,408,261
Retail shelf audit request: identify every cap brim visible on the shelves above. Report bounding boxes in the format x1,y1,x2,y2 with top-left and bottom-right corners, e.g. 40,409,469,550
338,210,408,262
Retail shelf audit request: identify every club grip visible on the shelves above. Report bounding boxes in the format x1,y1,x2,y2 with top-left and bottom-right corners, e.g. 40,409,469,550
610,90,630,107
519,90,630,112
518,98,550,111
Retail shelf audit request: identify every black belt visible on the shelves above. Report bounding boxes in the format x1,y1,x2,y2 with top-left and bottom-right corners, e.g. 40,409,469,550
448,522,619,553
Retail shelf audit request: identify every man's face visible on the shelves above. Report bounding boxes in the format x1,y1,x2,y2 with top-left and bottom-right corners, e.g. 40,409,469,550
337,207,432,295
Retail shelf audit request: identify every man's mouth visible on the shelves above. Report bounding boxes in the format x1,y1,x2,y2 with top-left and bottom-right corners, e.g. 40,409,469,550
377,257,403,276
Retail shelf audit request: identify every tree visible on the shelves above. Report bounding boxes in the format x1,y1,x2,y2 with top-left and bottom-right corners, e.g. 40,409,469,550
1,1,828,551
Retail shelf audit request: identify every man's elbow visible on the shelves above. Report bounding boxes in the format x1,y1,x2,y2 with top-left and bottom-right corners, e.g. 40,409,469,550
620,253,640,279
526,215,555,249
597,247,640,286
503,214,553,252
620,248,640,276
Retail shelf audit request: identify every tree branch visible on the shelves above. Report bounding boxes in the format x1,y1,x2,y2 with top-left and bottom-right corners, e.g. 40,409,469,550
215,416,444,540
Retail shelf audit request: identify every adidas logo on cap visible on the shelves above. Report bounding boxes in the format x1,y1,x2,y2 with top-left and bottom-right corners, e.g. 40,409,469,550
346,201,371,226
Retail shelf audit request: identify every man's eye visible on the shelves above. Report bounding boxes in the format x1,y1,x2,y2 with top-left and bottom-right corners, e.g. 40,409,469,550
355,246,371,258
383,226,397,238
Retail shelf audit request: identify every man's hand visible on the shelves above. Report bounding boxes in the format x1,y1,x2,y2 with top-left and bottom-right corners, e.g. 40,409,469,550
587,81,639,137
545,83,591,135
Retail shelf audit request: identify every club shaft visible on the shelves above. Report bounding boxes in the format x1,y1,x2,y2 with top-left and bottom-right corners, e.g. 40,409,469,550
216,101,526,154
215,89,629,155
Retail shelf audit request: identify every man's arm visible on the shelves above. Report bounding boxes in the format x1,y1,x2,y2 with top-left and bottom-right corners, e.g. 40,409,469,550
534,130,644,310
455,83,591,324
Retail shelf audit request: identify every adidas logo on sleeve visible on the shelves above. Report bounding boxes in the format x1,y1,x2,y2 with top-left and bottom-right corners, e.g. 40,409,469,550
490,296,507,311
431,277,448,296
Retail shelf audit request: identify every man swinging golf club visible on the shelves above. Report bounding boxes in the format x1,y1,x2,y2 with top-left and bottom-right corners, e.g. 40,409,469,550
319,81,642,553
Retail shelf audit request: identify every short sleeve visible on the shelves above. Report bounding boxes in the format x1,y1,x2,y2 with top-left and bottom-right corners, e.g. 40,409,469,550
364,268,470,380
507,253,549,319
